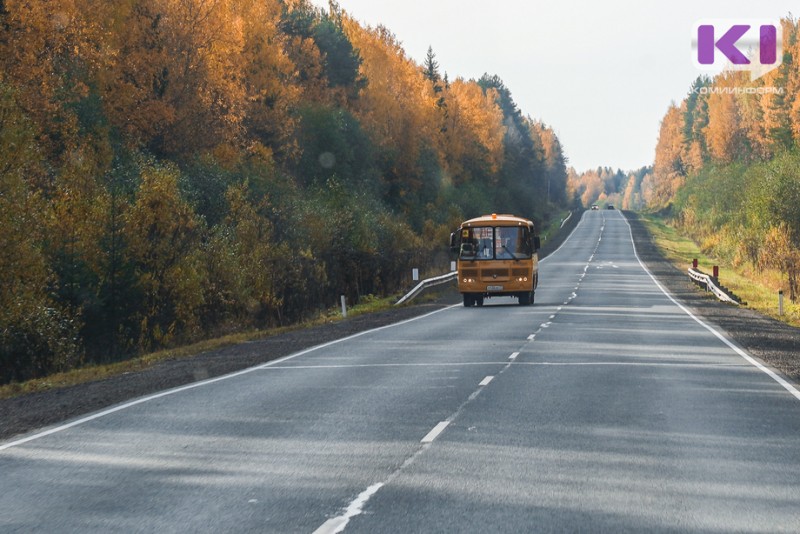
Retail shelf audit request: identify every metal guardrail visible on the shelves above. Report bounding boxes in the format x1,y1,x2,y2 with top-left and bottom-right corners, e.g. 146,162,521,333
395,271,457,306
688,267,740,305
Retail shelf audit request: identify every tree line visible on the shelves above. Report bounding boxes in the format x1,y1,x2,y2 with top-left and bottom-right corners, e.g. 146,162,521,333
0,0,569,383
647,16,800,302
566,166,650,210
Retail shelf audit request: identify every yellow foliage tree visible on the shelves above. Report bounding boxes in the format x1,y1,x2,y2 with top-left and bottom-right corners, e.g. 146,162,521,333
342,19,440,196
651,103,686,206
703,74,745,164
0,0,103,154
125,161,206,348
442,79,505,183
0,84,81,380
760,225,800,302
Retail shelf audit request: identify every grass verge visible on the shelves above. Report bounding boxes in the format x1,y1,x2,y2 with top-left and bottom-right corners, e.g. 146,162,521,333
641,214,800,328
540,209,572,244
0,292,411,400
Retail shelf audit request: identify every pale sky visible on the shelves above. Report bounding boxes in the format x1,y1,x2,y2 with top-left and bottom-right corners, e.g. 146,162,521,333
309,0,796,172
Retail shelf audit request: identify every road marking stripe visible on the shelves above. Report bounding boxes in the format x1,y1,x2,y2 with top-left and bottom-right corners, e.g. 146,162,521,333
516,361,750,367
621,212,800,402
0,305,461,452
508,352,519,360
527,334,535,340
479,376,494,386
539,212,585,263
260,362,512,370
421,421,450,443
313,482,384,534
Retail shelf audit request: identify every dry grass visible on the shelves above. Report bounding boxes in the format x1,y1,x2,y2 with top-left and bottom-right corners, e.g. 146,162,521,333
642,214,800,328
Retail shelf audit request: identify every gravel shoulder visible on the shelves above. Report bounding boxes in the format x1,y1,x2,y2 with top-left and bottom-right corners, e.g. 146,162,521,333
4,209,797,442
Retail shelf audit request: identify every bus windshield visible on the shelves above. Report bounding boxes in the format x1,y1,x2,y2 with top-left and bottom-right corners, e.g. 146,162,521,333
459,226,531,260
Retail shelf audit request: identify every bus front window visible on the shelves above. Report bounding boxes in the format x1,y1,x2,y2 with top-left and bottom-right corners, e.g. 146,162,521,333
459,226,532,260
495,227,531,259
459,227,491,260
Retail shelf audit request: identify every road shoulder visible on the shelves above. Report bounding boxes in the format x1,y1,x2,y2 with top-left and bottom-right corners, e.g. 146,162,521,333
625,211,800,386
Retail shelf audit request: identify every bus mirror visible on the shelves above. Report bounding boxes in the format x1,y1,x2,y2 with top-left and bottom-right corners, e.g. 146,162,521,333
533,236,541,251
449,232,457,251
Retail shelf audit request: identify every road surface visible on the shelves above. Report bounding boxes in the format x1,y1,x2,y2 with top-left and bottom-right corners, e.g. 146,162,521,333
2,210,799,532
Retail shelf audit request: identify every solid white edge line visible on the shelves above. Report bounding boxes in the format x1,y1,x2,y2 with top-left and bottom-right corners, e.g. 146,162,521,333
540,211,585,263
0,304,461,452
479,376,494,386
620,212,800,402
421,421,450,443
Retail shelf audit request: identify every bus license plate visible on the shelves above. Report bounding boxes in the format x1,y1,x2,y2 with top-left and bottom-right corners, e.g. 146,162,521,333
487,285,503,291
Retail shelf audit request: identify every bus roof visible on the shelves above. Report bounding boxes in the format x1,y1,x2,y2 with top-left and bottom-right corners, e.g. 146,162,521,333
461,213,533,227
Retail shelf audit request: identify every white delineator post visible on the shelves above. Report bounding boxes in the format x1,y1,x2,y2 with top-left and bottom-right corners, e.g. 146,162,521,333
341,295,347,318
779,290,784,316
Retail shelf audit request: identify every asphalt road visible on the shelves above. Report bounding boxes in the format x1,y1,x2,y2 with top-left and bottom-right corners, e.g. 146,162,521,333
2,210,800,533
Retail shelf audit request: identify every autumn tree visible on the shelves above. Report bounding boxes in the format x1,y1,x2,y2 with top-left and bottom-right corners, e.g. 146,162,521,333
0,84,80,381
529,120,568,205
125,160,206,349
578,169,603,207
682,76,710,173
342,19,441,211
760,225,800,302
202,182,287,327
760,18,798,152
0,0,100,155
703,74,746,164
441,78,505,184
650,103,686,207
280,0,363,106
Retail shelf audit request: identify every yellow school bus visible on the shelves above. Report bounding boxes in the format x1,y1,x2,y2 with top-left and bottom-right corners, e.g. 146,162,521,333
450,213,540,307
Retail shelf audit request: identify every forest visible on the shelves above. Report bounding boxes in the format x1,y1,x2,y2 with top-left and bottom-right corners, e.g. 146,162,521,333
646,16,800,304
567,17,800,307
566,165,650,211
0,0,569,383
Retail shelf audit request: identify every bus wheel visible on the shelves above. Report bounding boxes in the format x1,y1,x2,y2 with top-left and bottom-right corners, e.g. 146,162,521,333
518,291,531,306
476,296,484,306
463,294,475,307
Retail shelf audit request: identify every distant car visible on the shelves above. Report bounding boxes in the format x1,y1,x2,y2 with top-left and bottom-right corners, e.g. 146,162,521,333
606,204,614,210
591,205,599,210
